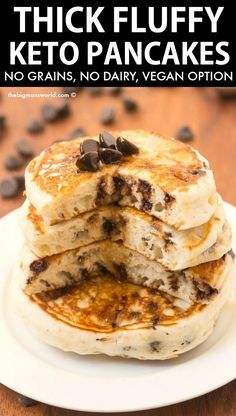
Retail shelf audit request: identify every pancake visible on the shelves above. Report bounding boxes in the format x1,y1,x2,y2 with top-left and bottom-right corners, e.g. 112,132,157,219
20,234,233,304
25,130,217,230
13,264,234,360
20,196,227,270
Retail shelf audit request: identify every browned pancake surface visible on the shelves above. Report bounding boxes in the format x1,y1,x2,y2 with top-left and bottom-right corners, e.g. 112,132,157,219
28,130,205,196
32,274,202,333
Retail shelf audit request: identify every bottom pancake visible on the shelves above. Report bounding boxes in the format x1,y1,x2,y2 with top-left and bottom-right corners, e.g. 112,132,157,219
12,261,235,360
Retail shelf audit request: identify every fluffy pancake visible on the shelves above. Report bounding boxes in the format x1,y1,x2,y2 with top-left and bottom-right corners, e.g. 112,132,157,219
20,196,227,270
13,263,234,360
25,130,217,229
20,234,233,304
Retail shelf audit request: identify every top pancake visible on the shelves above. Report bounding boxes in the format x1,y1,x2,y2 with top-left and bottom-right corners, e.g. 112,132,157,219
25,130,217,229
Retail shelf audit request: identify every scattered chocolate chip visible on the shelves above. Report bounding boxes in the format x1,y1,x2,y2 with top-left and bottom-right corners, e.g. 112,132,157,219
88,87,103,96
107,87,122,96
80,139,99,155
176,126,194,142
100,107,115,125
68,127,86,140
150,341,160,352
76,151,99,172
26,119,44,134
15,139,35,158
99,148,122,164
0,115,6,129
216,87,236,99
99,131,117,149
4,155,24,171
103,219,115,234
0,177,19,198
143,201,152,211
122,97,138,112
14,175,25,191
57,102,70,119
42,103,70,123
41,104,59,122
29,258,48,275
17,394,39,408
116,137,139,156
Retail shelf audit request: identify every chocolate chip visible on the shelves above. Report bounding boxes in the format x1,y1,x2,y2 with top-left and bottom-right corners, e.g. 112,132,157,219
4,155,24,171
100,107,115,125
138,180,151,195
122,97,138,112
150,341,160,352
14,175,25,191
68,127,86,140
95,262,108,274
103,219,115,234
78,255,85,264
80,268,90,279
148,301,158,313
76,151,99,172
42,103,70,123
123,346,131,352
176,126,194,142
113,176,125,190
88,87,103,96
99,131,117,149
26,119,44,134
107,87,122,96
99,148,122,164
41,104,59,122
190,169,206,176
143,201,152,211
164,193,174,204
152,317,160,327
57,102,70,119
15,139,35,158
17,394,39,408
29,258,48,274
80,139,99,155
115,263,127,282
116,137,139,156
0,115,6,129
0,177,19,198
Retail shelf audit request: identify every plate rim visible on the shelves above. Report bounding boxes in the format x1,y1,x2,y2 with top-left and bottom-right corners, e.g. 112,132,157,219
0,203,236,413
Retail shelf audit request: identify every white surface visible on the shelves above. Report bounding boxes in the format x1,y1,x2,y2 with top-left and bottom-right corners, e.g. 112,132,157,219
0,203,236,413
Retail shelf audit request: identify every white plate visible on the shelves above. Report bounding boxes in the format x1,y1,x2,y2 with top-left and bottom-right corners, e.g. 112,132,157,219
0,203,236,413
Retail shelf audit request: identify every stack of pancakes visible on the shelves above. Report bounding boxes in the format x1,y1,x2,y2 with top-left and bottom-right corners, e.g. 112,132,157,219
14,130,235,360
